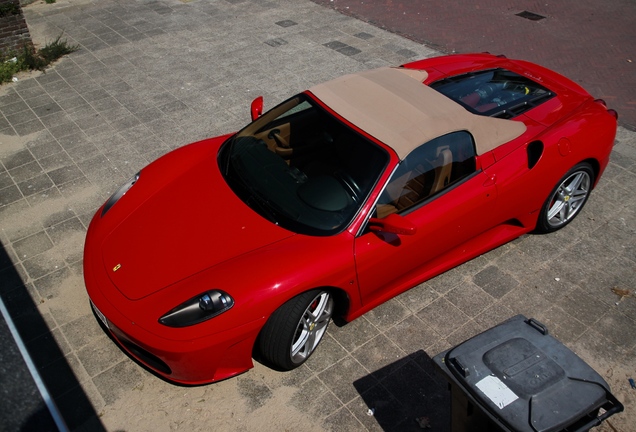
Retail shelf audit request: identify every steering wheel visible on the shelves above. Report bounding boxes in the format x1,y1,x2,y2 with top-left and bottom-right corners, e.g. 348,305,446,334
335,170,362,202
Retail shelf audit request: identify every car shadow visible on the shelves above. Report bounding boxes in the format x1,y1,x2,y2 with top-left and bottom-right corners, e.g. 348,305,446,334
0,244,105,431
353,349,451,432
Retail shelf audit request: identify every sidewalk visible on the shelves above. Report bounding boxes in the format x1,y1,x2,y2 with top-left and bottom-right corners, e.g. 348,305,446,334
0,1,634,431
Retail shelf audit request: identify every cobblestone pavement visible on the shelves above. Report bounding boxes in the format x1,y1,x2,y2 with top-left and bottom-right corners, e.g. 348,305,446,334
311,0,636,131
0,1,634,431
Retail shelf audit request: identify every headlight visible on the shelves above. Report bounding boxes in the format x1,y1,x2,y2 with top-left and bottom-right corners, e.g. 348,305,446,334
159,290,234,328
101,172,140,217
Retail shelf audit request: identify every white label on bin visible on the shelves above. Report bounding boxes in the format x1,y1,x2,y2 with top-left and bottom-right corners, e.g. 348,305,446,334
475,375,518,409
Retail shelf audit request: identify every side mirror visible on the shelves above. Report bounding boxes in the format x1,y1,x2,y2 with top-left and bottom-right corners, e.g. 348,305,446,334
368,213,417,236
250,96,263,121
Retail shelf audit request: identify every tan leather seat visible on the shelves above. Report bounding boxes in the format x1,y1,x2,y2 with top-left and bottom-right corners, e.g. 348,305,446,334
376,203,398,219
375,146,453,218
376,162,434,218
395,163,435,211
431,147,452,193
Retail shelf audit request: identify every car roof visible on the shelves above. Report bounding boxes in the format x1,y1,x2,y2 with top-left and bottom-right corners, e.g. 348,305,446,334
308,66,527,159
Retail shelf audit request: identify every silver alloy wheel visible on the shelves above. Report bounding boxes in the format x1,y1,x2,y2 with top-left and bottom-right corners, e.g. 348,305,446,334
546,170,591,228
290,291,333,364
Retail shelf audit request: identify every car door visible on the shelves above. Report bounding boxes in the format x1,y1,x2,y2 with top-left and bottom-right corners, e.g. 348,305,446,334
353,131,498,305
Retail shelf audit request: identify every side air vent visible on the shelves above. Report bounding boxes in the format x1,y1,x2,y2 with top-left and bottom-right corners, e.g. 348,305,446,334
527,141,544,169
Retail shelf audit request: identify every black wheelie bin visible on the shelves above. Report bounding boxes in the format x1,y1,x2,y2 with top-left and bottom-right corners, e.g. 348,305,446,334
433,315,623,432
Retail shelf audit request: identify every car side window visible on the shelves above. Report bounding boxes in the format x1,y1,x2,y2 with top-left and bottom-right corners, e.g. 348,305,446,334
376,131,477,218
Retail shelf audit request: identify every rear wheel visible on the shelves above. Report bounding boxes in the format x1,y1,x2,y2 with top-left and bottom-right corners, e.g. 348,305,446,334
258,290,333,370
536,162,594,233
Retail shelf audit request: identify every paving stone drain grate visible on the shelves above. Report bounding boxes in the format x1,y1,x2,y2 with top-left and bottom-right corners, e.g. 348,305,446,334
515,11,547,21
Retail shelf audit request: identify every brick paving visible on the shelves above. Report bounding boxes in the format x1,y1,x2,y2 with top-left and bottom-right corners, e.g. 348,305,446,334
311,0,636,130
0,1,634,431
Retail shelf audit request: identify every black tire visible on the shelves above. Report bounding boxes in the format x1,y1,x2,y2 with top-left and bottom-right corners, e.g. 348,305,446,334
258,290,333,371
536,162,594,233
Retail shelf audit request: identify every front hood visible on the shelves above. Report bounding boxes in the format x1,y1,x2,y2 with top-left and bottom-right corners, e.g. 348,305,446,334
101,144,294,300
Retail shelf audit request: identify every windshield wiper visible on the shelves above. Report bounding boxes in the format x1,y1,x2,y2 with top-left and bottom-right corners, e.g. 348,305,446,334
245,193,279,224
219,135,236,176
225,160,279,224
220,139,280,224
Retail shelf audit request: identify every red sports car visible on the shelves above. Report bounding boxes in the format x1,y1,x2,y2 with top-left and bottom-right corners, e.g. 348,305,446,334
84,53,617,384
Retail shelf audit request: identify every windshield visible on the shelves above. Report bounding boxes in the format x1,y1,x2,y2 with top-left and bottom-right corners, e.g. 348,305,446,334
219,94,389,235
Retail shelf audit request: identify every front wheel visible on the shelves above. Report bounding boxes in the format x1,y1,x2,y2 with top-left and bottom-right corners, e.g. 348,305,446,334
258,290,333,371
536,162,594,233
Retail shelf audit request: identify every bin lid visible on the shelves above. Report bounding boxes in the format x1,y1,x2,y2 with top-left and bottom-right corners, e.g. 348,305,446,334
436,315,618,432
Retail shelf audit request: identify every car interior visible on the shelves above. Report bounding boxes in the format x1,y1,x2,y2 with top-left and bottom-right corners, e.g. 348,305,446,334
225,96,388,234
376,131,477,218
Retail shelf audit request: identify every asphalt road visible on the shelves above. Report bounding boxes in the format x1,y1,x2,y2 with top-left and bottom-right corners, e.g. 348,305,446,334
311,0,636,130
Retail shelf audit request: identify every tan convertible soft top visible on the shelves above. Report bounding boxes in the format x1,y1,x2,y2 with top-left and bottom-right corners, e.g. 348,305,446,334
309,67,527,159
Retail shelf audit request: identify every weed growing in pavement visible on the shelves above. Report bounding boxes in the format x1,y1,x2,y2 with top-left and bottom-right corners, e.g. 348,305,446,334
0,35,78,84
38,35,78,64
